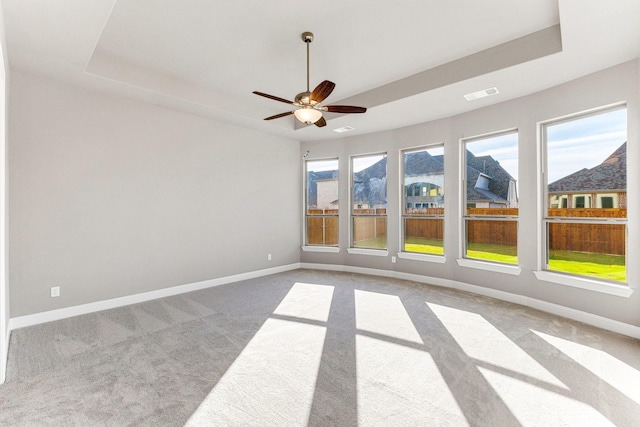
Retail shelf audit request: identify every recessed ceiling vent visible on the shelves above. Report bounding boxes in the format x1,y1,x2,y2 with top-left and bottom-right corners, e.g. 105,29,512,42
464,87,499,101
333,126,355,133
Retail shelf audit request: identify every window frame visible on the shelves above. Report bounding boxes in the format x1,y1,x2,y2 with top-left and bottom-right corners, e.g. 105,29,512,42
348,152,388,256
460,129,520,270
538,103,629,289
302,157,340,253
399,144,446,262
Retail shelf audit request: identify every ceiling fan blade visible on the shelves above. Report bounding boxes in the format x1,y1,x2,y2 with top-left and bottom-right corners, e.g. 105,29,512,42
264,111,294,120
314,116,327,127
253,91,295,105
310,80,335,103
324,105,367,114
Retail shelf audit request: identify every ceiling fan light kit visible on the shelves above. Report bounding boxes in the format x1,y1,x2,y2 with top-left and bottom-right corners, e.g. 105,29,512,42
294,107,323,124
253,31,367,128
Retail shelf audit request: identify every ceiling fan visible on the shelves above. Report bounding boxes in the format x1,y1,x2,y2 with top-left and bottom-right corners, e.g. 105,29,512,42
253,32,367,127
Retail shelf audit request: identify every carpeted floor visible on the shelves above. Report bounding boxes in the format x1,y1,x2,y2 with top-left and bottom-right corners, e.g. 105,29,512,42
1,269,639,426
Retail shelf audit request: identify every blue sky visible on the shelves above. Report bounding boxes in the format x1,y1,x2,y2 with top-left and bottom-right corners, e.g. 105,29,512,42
546,108,627,183
307,158,339,173
467,107,626,184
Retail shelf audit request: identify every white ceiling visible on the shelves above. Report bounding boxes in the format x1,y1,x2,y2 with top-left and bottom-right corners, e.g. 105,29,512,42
2,0,640,141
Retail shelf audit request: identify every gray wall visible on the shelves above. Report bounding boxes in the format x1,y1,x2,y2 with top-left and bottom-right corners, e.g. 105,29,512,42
301,60,640,326
0,1,8,383
9,72,301,317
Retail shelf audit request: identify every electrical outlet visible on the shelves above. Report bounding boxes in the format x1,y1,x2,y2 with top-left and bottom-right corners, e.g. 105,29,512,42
268,253,272,261
391,256,397,263
51,286,60,298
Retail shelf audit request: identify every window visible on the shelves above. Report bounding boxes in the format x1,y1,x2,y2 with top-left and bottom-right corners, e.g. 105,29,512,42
305,159,339,246
351,154,387,250
598,194,616,209
543,106,627,283
401,145,445,256
600,197,613,208
463,131,519,265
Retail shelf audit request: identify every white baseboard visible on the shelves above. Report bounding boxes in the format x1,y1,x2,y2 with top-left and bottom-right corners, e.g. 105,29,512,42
300,263,640,340
8,262,640,342
9,263,301,332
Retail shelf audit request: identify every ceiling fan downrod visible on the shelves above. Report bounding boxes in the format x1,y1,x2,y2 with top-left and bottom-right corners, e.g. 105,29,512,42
302,32,314,95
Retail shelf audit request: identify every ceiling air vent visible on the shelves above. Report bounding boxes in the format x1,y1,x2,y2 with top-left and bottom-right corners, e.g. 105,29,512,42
464,87,499,101
333,126,355,133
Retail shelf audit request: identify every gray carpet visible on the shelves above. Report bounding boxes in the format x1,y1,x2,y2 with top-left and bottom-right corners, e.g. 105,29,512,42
1,269,639,426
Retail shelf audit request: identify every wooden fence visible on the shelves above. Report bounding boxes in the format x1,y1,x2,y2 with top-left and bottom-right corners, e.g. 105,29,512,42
307,209,339,246
465,208,518,246
353,217,387,242
547,208,626,255
547,222,625,255
405,218,444,240
308,208,626,255
352,208,387,242
547,208,626,218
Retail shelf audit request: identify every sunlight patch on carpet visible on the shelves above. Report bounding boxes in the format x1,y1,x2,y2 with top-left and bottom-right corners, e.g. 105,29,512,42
533,330,640,405
185,318,326,426
428,303,567,389
355,290,423,344
479,368,615,426
273,282,335,322
356,334,467,425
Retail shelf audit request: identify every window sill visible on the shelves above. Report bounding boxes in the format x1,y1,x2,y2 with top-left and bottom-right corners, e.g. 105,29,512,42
397,252,446,264
456,258,522,275
347,248,389,257
533,270,633,297
301,246,340,254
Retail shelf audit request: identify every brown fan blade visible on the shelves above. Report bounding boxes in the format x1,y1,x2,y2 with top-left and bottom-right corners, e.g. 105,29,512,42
253,91,295,105
314,116,327,127
310,80,335,104
264,111,294,121
324,105,367,114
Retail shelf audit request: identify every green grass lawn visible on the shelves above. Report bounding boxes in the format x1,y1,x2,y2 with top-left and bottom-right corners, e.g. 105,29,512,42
467,242,518,265
548,250,626,282
353,237,387,249
404,237,626,282
404,237,444,255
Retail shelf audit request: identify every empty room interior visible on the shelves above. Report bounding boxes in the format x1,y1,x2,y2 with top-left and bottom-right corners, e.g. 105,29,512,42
1,1,640,425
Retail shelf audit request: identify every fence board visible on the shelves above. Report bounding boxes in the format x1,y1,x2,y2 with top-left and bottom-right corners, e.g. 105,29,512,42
466,220,518,246
306,209,338,246
548,222,625,255
405,218,443,239
547,208,626,218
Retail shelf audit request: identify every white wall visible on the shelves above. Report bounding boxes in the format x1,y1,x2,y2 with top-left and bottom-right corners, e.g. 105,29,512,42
0,1,8,384
301,60,640,327
8,72,301,317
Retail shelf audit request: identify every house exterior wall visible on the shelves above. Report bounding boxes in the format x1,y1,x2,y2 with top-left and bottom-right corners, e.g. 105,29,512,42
316,179,338,210
549,191,626,209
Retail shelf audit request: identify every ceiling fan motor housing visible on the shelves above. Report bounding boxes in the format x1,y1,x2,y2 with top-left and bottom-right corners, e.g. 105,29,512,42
295,91,314,105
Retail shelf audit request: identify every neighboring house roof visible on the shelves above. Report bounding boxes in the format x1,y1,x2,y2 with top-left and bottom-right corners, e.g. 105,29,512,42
353,157,387,205
404,151,444,176
406,150,515,204
307,149,516,206
466,151,514,204
548,142,626,193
